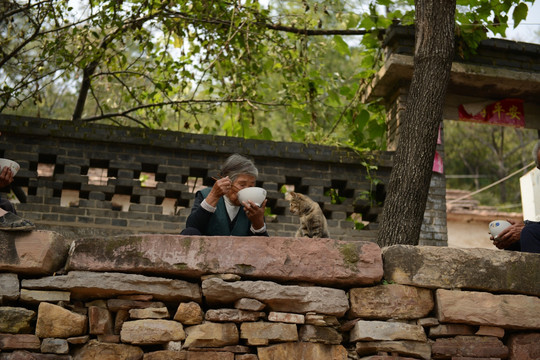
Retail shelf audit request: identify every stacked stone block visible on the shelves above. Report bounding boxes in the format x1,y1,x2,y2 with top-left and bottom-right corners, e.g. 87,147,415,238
1,231,539,359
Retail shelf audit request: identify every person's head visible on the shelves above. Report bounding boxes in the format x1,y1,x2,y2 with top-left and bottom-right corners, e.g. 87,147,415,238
220,153,258,182
220,154,258,205
534,141,540,169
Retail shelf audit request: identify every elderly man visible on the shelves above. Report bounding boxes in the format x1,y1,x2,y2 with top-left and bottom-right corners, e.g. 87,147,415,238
181,154,268,236
491,141,540,253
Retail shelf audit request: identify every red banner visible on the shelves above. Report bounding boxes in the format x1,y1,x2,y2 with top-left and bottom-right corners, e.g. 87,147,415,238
433,151,443,174
458,98,525,127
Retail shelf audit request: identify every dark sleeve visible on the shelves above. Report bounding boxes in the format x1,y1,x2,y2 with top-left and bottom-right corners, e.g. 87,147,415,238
0,196,16,213
185,191,214,234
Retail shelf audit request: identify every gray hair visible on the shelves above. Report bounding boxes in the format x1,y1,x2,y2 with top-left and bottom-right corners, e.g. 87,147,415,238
534,141,540,168
220,154,258,181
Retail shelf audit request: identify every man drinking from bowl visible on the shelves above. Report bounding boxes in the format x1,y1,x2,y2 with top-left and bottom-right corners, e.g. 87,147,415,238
181,154,268,236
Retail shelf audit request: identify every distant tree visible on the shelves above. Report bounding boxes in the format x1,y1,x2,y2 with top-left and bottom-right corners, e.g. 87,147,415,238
444,120,536,206
0,0,389,148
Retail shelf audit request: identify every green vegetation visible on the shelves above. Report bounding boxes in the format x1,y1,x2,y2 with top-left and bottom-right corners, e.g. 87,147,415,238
1,0,534,154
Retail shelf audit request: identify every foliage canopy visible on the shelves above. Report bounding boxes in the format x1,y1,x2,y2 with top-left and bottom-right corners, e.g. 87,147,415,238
0,0,534,152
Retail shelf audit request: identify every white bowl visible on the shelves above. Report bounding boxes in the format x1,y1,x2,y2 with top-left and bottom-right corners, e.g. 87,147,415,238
488,220,512,238
237,187,267,207
0,158,20,177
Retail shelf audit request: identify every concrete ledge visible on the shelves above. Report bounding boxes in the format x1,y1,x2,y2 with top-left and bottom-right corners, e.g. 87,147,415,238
65,235,384,287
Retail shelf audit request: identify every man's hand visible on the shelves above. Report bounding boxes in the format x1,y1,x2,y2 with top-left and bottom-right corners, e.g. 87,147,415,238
0,166,14,188
491,220,524,249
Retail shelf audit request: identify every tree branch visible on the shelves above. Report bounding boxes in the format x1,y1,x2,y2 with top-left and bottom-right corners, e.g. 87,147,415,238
165,10,382,37
263,23,378,36
79,98,285,123
0,22,42,69
0,0,52,20
72,12,157,121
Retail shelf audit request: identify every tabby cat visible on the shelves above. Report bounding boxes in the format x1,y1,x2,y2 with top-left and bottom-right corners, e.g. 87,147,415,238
289,191,329,238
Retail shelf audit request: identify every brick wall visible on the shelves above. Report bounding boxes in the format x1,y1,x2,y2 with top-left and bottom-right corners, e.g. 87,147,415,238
0,115,398,242
0,114,448,245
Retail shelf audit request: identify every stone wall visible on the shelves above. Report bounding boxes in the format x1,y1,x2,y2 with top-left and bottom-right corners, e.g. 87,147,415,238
1,230,539,359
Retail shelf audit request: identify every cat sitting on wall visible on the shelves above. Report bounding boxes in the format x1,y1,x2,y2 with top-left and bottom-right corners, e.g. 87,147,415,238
288,191,329,238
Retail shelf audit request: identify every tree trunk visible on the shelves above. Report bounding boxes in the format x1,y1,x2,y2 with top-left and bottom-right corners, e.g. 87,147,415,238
377,0,456,247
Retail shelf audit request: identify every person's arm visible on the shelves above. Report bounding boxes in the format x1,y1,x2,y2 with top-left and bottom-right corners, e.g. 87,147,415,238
185,191,215,233
491,219,524,249
185,178,232,233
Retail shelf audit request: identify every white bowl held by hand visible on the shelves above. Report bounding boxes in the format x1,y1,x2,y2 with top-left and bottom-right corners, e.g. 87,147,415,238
0,158,20,177
489,220,512,238
237,187,267,207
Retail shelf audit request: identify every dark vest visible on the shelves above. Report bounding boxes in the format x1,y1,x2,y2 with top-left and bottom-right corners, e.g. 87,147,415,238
200,188,251,236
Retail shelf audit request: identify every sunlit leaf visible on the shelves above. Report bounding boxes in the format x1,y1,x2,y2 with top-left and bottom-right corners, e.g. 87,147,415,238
512,2,528,28
333,35,350,56
173,35,183,48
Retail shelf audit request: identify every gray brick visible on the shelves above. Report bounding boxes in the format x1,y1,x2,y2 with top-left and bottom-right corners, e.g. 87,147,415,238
63,165,82,174
124,211,153,221
139,196,155,205
45,198,61,205
157,165,189,174
76,216,93,223
110,160,141,171
59,215,77,222
128,204,147,212
112,219,128,226
56,174,88,184
18,211,42,220
95,217,112,226
128,219,151,228
89,192,106,201
55,206,87,216
87,209,117,218
147,205,162,214
58,156,86,166
116,169,135,179
153,214,179,222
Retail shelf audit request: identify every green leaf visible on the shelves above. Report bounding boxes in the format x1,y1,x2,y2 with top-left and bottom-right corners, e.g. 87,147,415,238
512,3,528,28
346,13,361,28
376,0,392,6
259,127,273,140
333,35,350,56
326,90,341,107
357,109,370,131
